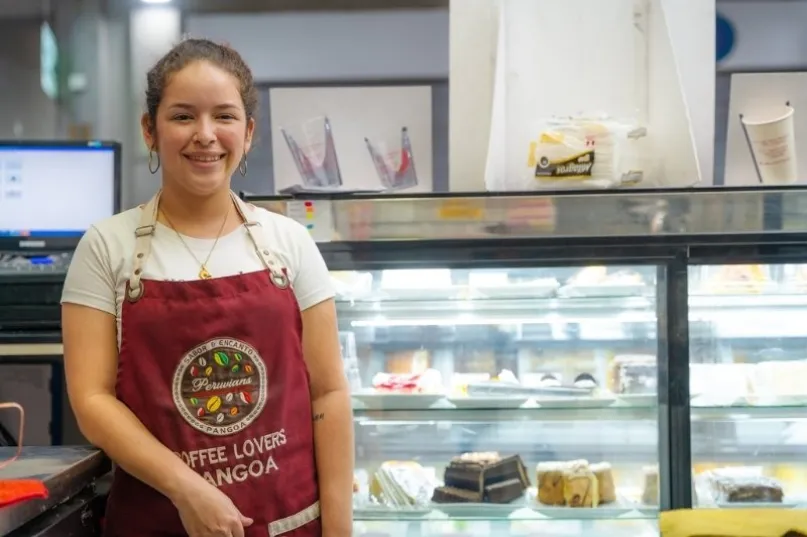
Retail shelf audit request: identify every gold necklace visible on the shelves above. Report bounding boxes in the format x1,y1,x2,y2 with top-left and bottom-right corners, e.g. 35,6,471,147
161,205,230,280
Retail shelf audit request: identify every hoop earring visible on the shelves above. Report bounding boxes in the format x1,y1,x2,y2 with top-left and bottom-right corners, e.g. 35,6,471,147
148,150,161,174
239,155,248,177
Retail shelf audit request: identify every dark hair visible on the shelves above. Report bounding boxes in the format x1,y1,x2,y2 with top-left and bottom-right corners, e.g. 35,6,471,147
144,38,258,135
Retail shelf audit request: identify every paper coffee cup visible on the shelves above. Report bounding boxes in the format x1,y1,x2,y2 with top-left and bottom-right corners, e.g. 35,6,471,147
741,105,798,185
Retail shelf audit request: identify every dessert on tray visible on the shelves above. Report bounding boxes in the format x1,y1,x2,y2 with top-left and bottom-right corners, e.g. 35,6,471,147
432,452,530,504
369,461,434,508
610,354,657,395
536,460,616,508
642,465,659,505
371,368,443,394
465,369,532,397
704,468,785,504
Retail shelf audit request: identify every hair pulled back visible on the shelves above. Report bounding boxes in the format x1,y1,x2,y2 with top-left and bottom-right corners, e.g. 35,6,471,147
144,38,258,137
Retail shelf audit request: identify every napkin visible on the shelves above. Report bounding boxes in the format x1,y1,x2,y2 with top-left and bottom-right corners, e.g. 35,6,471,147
661,509,807,537
0,479,48,508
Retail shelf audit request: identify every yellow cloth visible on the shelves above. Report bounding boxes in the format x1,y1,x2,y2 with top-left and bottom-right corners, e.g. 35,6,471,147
660,509,807,537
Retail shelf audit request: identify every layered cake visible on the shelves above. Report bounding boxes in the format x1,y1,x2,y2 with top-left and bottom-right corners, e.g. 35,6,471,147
536,460,616,508
708,474,784,504
611,354,657,395
432,452,530,504
369,461,434,508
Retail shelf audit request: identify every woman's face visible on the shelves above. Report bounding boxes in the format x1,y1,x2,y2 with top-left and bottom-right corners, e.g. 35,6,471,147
142,60,254,197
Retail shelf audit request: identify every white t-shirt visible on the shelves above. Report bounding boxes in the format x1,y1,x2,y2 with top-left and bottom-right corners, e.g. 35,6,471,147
61,204,334,346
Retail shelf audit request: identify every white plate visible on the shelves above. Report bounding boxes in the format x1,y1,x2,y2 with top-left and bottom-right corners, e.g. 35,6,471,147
526,488,640,519
473,281,560,299
353,506,432,519
533,396,616,409
447,397,529,409
432,501,525,518
617,394,657,407
716,502,799,509
557,283,649,298
351,393,445,410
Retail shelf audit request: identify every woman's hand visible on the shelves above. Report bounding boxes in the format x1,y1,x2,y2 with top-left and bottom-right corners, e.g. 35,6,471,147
172,475,253,537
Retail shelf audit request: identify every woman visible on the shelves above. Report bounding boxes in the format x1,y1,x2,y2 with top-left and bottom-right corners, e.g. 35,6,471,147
61,39,354,537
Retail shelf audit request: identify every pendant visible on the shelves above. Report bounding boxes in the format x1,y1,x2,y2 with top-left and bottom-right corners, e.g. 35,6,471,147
199,266,212,279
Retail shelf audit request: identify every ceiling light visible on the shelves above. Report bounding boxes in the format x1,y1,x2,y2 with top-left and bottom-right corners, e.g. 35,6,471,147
141,0,172,4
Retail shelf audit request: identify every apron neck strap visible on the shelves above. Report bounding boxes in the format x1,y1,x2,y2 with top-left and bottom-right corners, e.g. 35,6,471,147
126,190,289,302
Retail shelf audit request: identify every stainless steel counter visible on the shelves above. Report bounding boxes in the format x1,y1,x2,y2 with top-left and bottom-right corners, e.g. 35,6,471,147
0,446,110,536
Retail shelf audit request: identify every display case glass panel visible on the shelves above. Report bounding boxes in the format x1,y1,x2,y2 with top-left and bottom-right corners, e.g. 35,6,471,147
335,265,663,535
689,263,807,509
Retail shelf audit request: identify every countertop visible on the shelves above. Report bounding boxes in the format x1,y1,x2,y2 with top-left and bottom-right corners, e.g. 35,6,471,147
0,446,110,536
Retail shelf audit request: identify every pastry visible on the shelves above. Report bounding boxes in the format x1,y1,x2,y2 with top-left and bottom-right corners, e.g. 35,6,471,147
537,460,616,507
538,373,562,388
573,373,598,390
562,461,599,507
486,478,528,504
611,355,657,395
536,462,566,505
642,465,659,505
369,461,434,508
590,462,617,504
432,486,481,503
371,368,442,394
433,452,530,504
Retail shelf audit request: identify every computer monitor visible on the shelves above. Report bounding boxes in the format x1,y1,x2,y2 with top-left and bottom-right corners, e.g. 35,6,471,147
0,140,121,251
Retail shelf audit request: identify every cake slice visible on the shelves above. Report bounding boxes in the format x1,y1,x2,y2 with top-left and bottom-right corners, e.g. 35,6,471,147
590,462,617,504
536,462,566,506
432,486,482,503
438,452,529,504
642,465,659,506
485,478,528,504
562,461,599,507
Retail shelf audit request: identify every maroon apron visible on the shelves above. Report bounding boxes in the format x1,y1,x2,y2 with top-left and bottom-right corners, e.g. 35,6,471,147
103,191,321,537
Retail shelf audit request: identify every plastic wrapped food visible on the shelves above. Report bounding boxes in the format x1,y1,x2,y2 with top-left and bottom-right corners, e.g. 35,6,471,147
707,473,784,504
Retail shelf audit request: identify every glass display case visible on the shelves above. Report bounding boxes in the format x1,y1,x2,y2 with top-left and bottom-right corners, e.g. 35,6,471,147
339,265,661,537
242,187,807,537
689,263,807,510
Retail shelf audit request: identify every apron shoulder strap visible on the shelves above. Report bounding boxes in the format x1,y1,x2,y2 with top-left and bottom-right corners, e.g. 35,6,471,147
127,192,160,301
230,192,290,289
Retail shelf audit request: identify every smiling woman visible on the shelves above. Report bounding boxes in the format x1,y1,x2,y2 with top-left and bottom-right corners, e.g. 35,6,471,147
59,38,354,537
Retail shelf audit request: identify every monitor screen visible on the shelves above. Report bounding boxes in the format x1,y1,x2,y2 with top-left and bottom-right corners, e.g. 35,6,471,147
0,142,118,241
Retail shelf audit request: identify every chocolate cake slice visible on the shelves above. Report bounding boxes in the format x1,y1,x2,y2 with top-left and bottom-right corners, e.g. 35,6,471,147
485,478,527,504
432,486,483,503
439,453,530,504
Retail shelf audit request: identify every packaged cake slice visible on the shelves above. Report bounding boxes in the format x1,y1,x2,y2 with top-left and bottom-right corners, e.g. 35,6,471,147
705,469,785,504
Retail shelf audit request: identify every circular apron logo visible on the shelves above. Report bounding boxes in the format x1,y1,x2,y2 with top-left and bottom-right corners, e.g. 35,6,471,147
172,338,267,437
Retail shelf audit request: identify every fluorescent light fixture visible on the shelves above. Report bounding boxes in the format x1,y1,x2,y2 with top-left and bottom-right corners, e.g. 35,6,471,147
141,0,172,4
